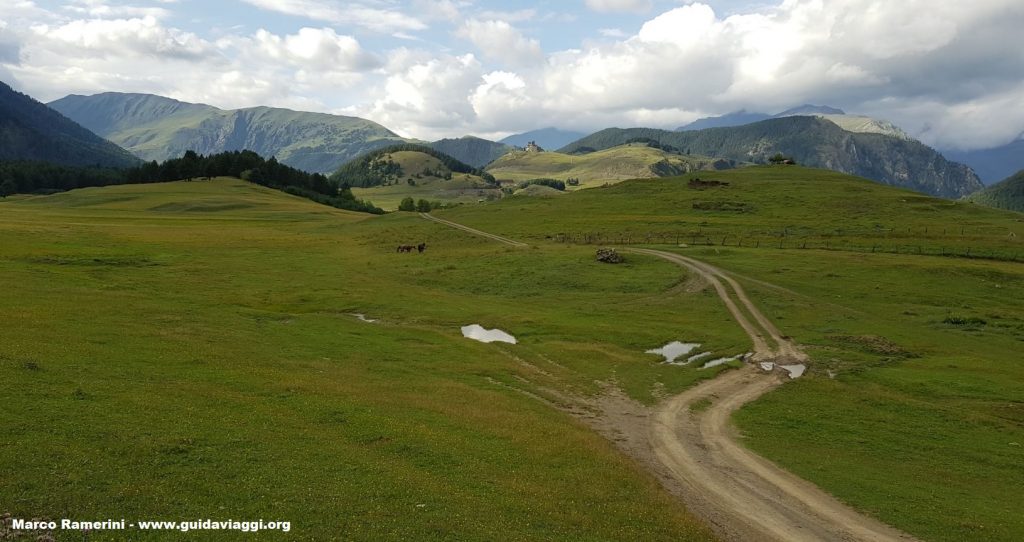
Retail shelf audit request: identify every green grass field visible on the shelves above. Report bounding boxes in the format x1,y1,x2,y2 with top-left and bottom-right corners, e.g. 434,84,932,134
433,167,1024,541
1,178,741,540
443,165,1024,259
5,169,1023,541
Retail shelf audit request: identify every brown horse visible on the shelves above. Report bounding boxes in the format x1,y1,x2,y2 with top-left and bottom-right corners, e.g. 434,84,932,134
417,243,426,253
397,245,414,253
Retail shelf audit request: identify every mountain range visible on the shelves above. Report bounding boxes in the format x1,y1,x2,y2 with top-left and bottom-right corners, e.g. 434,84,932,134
0,82,139,168
562,116,983,198
942,139,1024,185
677,104,844,131
499,128,587,151
49,93,410,174
1,86,1007,202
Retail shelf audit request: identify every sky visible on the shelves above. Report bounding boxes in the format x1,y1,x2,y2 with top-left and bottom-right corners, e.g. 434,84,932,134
0,0,1022,150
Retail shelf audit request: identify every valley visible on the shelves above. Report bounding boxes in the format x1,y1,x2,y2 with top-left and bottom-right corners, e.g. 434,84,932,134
2,6,1023,536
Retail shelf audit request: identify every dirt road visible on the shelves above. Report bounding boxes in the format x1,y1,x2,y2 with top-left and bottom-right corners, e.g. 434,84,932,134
632,249,915,541
421,216,916,541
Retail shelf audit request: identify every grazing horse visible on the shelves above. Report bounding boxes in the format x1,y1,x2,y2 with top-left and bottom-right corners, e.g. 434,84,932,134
396,245,414,253
417,243,426,253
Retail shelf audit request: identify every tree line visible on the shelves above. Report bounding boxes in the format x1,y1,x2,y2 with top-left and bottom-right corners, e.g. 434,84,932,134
0,150,383,214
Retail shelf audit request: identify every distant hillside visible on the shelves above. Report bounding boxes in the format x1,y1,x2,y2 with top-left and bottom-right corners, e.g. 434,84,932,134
677,110,772,131
676,104,912,140
562,117,982,198
486,144,736,189
943,139,1024,185
775,104,845,116
49,92,411,173
0,82,139,168
500,128,586,151
429,136,513,168
967,170,1024,212
677,104,844,131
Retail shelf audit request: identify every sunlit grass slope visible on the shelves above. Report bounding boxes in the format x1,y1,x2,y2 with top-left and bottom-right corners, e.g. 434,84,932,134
485,144,733,188
1,178,736,541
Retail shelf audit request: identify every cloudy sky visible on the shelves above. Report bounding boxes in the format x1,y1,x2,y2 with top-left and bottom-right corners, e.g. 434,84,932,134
1,0,1022,149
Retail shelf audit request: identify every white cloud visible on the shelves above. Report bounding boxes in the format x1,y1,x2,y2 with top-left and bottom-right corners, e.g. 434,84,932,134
1,0,1023,151
360,53,484,139
456,19,543,67
585,0,652,13
247,27,379,71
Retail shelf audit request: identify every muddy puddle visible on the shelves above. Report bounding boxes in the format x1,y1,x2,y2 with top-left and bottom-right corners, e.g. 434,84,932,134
462,324,517,344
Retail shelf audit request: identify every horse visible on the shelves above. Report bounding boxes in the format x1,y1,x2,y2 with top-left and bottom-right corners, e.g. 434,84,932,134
396,245,414,253
417,243,426,253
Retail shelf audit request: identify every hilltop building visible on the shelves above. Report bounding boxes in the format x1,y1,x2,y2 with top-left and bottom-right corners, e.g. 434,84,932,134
525,141,543,153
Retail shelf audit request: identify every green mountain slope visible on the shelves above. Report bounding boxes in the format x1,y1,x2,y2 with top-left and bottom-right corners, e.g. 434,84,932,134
0,82,139,168
967,169,1024,212
49,93,411,173
562,117,982,198
486,144,736,188
428,136,513,167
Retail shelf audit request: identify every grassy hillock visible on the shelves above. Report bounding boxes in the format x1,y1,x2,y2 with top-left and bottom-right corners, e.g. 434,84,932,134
428,136,513,168
485,144,735,188
967,169,1024,212
561,117,983,198
334,145,500,210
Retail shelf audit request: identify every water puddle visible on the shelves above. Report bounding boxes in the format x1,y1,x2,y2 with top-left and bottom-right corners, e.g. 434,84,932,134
780,364,806,379
646,342,701,365
462,324,517,344
700,353,748,370
351,313,378,324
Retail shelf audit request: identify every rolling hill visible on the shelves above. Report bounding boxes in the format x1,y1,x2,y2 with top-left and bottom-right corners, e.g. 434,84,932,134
485,144,737,188
48,92,411,173
562,117,982,198
0,82,139,168
428,136,513,168
966,169,1024,212
330,144,499,210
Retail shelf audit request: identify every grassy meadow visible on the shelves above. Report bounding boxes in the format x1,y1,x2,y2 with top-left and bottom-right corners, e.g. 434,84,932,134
433,167,1024,541
5,167,1023,541
1,178,746,540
